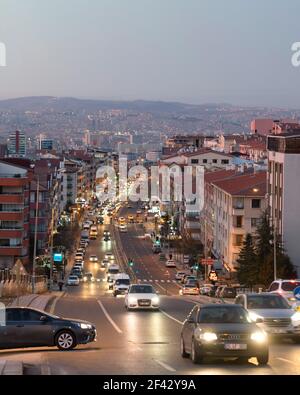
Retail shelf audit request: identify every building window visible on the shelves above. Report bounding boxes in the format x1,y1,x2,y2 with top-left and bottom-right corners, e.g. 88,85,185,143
213,159,217,164
233,198,244,209
191,159,199,164
234,235,243,246
252,199,261,209
235,216,243,228
251,218,260,227
221,159,229,164
202,159,207,164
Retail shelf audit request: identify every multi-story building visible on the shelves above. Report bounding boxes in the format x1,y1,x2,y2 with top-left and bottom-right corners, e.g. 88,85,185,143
162,135,206,156
210,171,267,270
0,160,31,268
267,131,300,275
8,130,27,157
60,160,78,211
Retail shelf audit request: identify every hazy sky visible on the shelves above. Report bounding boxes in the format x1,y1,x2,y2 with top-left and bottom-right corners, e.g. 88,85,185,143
0,0,300,107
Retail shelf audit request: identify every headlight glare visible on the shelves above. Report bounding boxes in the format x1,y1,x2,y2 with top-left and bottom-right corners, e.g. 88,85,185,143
152,296,160,305
200,332,218,342
251,331,267,343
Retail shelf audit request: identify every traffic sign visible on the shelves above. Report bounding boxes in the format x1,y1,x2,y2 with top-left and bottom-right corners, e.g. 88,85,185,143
293,286,300,301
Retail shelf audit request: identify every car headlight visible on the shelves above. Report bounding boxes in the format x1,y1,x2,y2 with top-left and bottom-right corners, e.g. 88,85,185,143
200,332,217,342
128,297,137,304
291,312,300,325
248,311,263,323
152,296,160,305
83,276,87,282
251,331,267,343
73,322,92,329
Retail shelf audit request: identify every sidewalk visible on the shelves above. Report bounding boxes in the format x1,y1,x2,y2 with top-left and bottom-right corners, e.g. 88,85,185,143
9,291,64,311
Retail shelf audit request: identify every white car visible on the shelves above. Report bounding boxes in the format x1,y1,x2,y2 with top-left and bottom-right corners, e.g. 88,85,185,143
107,264,120,290
113,273,131,296
119,224,127,233
175,271,188,281
165,259,176,268
73,261,84,270
89,255,98,263
67,275,80,286
180,284,199,295
268,279,300,305
125,284,160,310
101,258,109,268
105,252,115,261
75,253,84,262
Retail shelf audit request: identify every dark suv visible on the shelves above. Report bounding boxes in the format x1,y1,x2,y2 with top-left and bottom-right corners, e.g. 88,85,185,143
0,307,96,351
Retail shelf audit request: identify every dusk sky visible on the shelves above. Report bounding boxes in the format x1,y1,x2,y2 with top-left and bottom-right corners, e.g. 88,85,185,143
1,0,300,107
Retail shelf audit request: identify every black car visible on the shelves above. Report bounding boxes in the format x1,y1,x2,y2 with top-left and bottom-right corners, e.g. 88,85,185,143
181,304,269,365
0,307,96,351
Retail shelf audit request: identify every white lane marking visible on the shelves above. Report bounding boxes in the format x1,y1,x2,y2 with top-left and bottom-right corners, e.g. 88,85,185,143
154,359,176,373
149,280,153,282
97,300,123,334
160,309,183,325
276,357,296,365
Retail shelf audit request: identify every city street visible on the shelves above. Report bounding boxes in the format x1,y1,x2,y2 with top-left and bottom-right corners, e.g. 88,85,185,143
1,205,300,375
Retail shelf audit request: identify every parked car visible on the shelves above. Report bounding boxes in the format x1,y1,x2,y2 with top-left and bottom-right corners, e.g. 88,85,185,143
0,307,96,351
268,279,300,305
180,304,269,365
159,253,166,261
220,286,237,299
200,284,213,296
215,285,226,298
75,253,84,262
235,292,300,342
67,275,80,286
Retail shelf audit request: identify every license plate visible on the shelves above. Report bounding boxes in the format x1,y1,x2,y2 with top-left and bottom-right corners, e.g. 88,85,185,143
270,328,286,334
225,343,247,350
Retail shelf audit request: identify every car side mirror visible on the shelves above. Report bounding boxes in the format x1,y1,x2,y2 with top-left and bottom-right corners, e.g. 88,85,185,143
256,318,263,324
40,315,48,322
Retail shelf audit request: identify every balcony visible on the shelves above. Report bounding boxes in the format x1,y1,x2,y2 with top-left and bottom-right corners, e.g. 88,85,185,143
231,226,245,235
0,229,23,238
232,208,244,216
0,246,23,256
0,194,24,204
0,175,28,187
0,211,24,221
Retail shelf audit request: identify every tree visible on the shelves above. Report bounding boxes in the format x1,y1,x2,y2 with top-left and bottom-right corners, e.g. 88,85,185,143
255,210,296,286
236,234,258,287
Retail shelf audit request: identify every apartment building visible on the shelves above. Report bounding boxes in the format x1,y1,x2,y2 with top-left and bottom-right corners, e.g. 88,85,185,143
8,130,27,157
0,161,32,268
210,171,267,270
267,131,300,275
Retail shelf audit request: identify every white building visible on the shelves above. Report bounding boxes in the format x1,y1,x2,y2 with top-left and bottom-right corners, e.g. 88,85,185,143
267,132,300,275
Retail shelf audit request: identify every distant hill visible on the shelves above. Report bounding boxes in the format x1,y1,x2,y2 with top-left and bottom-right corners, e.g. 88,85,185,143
0,96,232,114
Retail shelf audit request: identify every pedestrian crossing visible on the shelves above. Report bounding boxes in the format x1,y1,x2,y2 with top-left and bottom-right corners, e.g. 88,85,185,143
137,279,178,284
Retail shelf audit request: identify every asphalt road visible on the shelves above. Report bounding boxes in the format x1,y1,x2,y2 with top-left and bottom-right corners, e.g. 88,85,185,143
1,206,300,375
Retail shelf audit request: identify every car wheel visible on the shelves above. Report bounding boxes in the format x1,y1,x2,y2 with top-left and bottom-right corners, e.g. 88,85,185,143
55,331,76,351
293,336,300,344
180,336,189,358
191,338,203,364
257,351,269,366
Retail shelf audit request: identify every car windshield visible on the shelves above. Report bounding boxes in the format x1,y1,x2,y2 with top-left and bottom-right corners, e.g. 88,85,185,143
281,281,300,291
198,306,251,324
185,284,196,288
116,279,130,285
130,285,154,294
247,295,290,309
108,269,119,274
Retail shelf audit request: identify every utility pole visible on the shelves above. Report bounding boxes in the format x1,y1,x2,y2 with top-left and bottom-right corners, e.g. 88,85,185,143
272,193,277,281
204,218,207,281
32,177,39,294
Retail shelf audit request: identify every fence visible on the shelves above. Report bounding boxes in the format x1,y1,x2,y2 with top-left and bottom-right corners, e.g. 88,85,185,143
0,271,47,298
